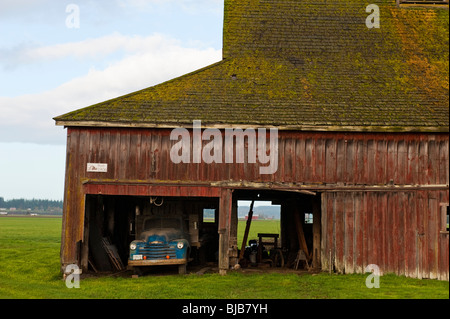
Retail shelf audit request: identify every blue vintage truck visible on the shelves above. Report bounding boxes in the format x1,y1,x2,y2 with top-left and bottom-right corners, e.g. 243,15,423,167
128,217,190,274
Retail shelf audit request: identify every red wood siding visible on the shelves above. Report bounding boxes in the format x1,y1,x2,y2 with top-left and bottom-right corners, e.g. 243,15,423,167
65,128,448,185
61,127,449,279
321,191,449,280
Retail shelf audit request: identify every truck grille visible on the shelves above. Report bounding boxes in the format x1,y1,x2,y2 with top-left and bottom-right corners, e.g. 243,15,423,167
138,243,177,260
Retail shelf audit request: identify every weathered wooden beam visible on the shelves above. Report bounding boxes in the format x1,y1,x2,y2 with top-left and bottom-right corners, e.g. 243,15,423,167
239,200,255,261
218,188,233,275
312,196,321,269
55,120,450,133
293,206,310,259
211,180,449,192
82,179,448,193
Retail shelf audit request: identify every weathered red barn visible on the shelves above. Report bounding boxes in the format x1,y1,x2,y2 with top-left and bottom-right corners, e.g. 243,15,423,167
54,0,449,280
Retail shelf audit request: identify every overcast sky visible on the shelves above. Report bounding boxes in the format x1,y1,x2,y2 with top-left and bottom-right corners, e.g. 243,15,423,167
0,0,223,200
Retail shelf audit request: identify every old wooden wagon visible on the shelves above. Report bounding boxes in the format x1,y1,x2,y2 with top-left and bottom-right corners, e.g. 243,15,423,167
54,0,449,279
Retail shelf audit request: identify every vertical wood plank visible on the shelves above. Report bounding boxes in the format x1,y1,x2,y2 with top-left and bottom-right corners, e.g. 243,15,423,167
428,139,437,185
376,138,387,184
354,193,364,273
140,130,151,180
284,137,293,182
406,140,418,186
397,192,406,277
335,194,345,273
344,139,354,184
129,131,139,180
362,192,369,270
428,196,438,279
305,138,313,182
295,138,305,182
418,140,428,186
387,140,396,184
344,193,354,274
218,188,232,275
312,196,321,269
310,137,317,182
336,139,345,183
406,192,417,278
316,138,325,183
356,139,365,184
325,139,337,183
119,130,131,180
324,193,336,272
417,191,426,279
373,193,380,273
438,140,449,185
320,194,328,271
366,192,374,267
367,140,376,185
380,192,387,274
386,192,395,274
397,141,406,185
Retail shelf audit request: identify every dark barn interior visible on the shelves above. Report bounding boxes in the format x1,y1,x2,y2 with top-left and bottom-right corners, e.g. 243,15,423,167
82,190,322,274
233,190,321,270
83,195,220,273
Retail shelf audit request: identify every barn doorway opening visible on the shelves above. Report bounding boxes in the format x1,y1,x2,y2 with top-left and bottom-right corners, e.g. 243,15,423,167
233,190,321,270
82,194,219,273
237,200,281,265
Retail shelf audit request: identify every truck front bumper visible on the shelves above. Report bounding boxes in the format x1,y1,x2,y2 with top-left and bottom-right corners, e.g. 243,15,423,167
128,258,188,267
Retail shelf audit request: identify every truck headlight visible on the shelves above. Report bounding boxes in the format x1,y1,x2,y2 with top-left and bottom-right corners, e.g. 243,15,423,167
177,242,184,249
130,243,137,250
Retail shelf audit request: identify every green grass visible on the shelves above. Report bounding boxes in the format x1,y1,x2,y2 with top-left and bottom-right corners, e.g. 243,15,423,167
0,217,448,299
237,219,281,247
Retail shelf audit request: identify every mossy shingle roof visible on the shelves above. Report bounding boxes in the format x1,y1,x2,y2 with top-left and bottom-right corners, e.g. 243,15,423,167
54,0,449,132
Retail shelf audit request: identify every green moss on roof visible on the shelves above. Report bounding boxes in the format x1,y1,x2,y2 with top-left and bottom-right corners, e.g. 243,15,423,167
54,0,449,131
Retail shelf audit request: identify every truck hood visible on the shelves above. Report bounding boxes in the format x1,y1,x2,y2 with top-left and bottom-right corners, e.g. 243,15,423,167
140,228,186,243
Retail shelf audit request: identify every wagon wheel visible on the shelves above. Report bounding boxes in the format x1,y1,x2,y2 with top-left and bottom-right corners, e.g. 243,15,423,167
271,249,284,268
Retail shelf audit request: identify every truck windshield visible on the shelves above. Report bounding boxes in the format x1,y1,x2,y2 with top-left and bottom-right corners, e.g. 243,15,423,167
143,218,181,230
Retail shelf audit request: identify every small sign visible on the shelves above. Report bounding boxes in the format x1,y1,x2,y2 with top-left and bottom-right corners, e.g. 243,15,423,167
87,163,108,173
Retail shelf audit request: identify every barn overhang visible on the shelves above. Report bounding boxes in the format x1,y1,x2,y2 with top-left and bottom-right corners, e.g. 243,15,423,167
54,120,449,134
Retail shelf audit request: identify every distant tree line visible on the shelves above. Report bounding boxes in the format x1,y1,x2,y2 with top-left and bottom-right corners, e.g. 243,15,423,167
0,197,63,212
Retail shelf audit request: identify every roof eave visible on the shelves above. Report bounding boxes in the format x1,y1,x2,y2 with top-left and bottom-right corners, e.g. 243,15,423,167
54,120,450,133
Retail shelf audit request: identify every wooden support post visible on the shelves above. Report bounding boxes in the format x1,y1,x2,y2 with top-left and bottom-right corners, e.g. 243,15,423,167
294,205,310,259
80,195,91,272
239,200,255,261
218,188,232,275
229,197,239,266
312,196,321,269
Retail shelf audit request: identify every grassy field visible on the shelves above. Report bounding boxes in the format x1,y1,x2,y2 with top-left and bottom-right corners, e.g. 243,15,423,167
237,219,281,247
0,217,448,299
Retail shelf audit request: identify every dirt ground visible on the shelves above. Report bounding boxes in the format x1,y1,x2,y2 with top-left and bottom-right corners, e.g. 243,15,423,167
81,262,320,278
